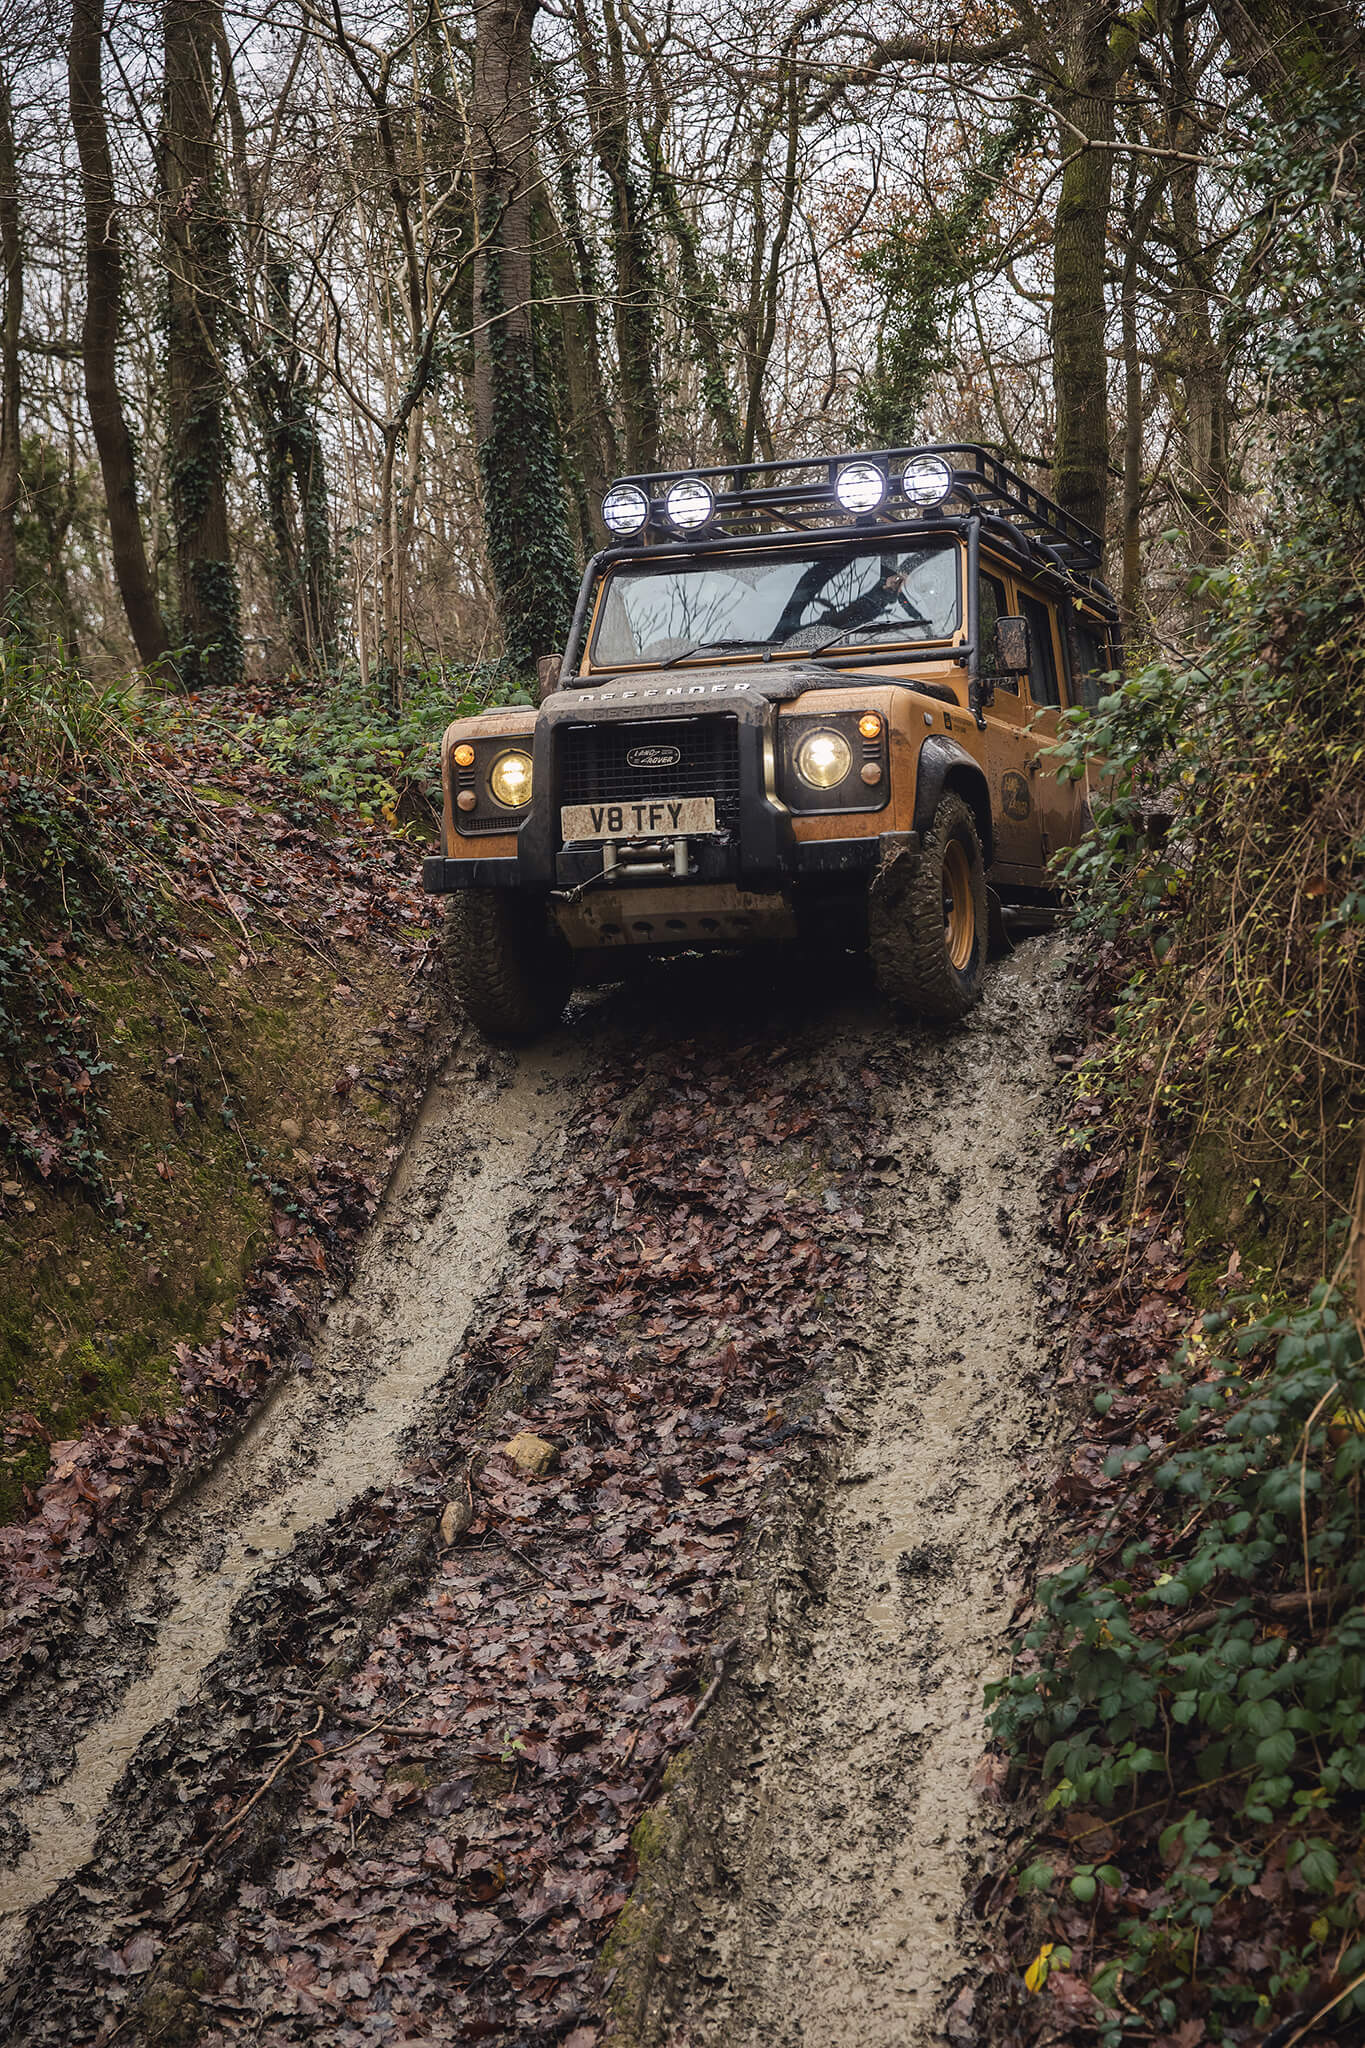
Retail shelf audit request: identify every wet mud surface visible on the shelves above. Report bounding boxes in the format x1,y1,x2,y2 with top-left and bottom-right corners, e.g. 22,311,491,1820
0,943,1069,2045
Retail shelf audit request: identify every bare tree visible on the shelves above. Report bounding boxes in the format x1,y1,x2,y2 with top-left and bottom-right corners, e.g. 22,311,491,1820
0,57,21,620
69,0,170,667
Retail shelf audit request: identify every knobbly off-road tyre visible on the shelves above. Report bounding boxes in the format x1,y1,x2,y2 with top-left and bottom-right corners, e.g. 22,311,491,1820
440,890,572,1043
869,790,988,1021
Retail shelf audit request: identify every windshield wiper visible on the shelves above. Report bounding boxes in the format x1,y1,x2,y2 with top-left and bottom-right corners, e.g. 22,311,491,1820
777,623,845,654
656,637,774,668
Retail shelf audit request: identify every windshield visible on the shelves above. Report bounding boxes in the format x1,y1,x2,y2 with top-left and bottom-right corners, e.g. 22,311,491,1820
590,541,962,667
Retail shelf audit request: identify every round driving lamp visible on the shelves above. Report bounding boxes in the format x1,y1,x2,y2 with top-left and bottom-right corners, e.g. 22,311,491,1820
489,749,534,807
795,729,853,790
664,477,716,531
835,461,888,516
900,454,954,508
602,482,650,537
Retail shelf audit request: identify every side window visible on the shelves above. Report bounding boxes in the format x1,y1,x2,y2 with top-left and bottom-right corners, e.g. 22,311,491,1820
979,572,1016,691
1072,616,1112,711
1019,592,1061,710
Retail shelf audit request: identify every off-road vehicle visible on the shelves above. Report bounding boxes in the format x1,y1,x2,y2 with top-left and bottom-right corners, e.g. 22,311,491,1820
423,444,1119,1039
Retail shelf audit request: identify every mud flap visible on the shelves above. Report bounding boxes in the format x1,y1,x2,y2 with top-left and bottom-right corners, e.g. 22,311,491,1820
987,887,1011,956
866,840,920,988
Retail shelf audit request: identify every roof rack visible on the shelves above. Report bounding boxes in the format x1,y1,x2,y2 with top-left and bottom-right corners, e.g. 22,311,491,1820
610,442,1103,573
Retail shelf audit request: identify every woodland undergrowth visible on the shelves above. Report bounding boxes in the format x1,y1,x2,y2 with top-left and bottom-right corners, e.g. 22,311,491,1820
987,97,1365,2048
0,655,507,1534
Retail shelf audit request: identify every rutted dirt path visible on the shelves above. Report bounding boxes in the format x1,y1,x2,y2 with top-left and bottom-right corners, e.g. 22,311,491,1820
634,944,1066,2048
0,944,1068,2046
0,1036,581,1963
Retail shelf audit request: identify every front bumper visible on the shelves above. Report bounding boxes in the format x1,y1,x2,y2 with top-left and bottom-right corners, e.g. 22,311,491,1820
423,679,914,898
422,830,919,894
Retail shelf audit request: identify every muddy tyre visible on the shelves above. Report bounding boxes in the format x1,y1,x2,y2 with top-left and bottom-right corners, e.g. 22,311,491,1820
440,890,572,1042
869,791,988,1020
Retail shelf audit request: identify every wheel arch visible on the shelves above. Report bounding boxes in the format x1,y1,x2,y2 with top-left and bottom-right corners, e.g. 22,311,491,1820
912,736,994,865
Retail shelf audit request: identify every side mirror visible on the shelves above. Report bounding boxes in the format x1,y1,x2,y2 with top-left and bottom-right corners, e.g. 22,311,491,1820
995,616,1031,674
535,652,563,702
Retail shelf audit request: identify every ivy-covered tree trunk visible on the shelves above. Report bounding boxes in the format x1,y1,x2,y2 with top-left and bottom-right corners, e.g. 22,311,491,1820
163,0,241,687
471,0,578,673
0,64,20,623
69,0,170,669
570,0,660,474
1210,0,1365,114
250,278,337,672
213,19,334,671
1048,2,1122,552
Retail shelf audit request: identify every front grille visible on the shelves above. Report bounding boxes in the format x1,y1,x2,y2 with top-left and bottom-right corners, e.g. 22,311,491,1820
559,717,740,834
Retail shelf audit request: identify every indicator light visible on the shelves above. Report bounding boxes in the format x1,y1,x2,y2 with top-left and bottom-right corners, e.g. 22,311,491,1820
453,742,475,768
858,712,882,739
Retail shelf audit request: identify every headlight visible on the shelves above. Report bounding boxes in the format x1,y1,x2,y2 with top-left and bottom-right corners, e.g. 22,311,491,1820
900,454,953,508
489,750,533,807
665,477,715,531
795,729,852,790
835,460,887,515
602,482,649,536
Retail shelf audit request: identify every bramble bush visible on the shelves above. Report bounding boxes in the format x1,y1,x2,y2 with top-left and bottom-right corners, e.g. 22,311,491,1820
991,90,1365,2044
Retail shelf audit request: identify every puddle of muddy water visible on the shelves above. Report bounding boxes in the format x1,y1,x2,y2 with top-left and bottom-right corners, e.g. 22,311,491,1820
0,1038,580,1967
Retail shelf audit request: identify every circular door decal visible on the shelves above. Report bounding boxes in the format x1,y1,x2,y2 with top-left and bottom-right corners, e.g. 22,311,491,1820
1001,771,1032,821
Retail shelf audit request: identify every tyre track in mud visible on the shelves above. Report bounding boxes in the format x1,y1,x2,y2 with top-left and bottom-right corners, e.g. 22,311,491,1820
625,941,1069,2048
0,946,1068,2046
0,1036,582,1962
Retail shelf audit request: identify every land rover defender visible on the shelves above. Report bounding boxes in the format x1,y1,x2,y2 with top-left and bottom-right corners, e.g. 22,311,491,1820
422,444,1120,1039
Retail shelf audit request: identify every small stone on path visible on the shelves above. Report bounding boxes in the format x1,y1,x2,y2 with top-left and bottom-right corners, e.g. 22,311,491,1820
502,1432,557,1476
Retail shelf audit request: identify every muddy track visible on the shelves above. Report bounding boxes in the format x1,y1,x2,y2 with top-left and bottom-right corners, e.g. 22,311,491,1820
0,945,1069,2046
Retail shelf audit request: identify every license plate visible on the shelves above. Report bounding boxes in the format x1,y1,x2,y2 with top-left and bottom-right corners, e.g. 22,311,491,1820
560,796,718,841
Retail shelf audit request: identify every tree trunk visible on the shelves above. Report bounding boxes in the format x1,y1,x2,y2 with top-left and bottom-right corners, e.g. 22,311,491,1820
0,65,20,623
649,149,742,462
1049,1,1120,552
1210,0,1365,112
1169,2,1230,569
215,22,335,669
571,0,660,473
163,0,241,686
69,0,170,668
471,0,578,672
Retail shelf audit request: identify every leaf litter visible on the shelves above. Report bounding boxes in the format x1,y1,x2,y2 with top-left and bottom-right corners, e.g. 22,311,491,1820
0,1016,889,2045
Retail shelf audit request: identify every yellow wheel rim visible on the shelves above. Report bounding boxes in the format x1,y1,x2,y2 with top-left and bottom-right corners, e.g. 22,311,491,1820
942,839,975,971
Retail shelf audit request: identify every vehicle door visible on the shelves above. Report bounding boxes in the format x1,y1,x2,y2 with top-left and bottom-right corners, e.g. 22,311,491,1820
1017,590,1082,860
979,565,1046,879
